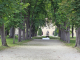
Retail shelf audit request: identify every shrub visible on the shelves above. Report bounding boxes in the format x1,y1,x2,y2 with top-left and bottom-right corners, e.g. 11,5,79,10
54,28,58,36
38,28,42,36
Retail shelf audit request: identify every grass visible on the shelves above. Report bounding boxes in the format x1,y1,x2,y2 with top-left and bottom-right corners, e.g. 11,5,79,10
60,37,76,47
65,37,76,47
32,36,60,39
0,37,30,51
60,37,80,52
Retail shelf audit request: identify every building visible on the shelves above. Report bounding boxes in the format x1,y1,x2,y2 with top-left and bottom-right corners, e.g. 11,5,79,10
41,26,55,36
41,20,56,36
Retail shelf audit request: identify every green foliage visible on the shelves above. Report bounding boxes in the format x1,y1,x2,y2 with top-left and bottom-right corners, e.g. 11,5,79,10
23,0,47,34
55,0,80,29
4,0,29,29
54,28,58,36
38,28,42,36
71,0,80,28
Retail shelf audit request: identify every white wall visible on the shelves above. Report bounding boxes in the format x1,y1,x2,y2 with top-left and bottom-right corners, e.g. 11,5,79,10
41,26,55,36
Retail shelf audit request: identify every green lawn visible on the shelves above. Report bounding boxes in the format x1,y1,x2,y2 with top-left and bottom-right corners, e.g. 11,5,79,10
0,37,30,51
65,37,76,47
61,37,80,52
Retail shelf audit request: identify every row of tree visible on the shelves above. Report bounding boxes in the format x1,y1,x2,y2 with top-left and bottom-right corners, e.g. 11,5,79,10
48,0,80,47
0,0,47,46
1,0,80,48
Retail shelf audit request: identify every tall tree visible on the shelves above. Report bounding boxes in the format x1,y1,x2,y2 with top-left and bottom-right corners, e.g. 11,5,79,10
71,0,80,47
0,0,20,46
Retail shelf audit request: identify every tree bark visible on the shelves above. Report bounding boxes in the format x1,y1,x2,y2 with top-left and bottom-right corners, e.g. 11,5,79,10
60,30,63,40
18,28,21,42
61,30,64,41
75,30,78,47
66,27,70,43
72,24,74,38
66,32,70,43
63,27,70,43
65,32,70,43
0,24,7,46
63,31,66,41
58,29,61,37
29,26,32,39
22,21,26,40
9,27,15,38
26,20,29,39
75,27,80,47
13,28,15,44
26,9,30,39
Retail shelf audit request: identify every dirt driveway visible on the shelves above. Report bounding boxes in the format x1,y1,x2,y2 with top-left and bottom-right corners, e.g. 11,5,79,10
0,39,80,60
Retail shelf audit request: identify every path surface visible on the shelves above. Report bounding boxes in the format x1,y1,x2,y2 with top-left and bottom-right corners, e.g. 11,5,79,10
0,39,80,60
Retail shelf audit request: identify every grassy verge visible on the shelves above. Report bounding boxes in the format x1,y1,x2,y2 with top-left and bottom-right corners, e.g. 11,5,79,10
0,37,30,51
65,37,76,47
60,37,76,47
32,36,60,39
60,37,80,52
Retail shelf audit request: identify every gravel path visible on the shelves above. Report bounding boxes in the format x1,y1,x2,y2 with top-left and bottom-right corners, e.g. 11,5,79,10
0,39,80,60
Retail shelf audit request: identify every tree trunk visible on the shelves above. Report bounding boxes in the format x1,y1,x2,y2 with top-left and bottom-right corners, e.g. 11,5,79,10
75,30,78,47
60,30,66,41
26,9,30,39
72,24,74,38
18,0,22,42
64,27,70,43
9,27,15,38
13,28,15,44
31,26,35,37
29,26,32,39
67,27,70,43
66,32,70,43
0,24,7,46
18,28,21,42
63,31,66,41
75,27,80,47
60,30,63,40
26,20,29,39
22,21,26,40
58,29,61,37
65,32,70,43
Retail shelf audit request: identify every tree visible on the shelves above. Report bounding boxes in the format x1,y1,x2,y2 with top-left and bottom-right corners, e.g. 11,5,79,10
0,0,19,46
53,0,72,43
23,0,47,39
0,0,29,45
71,0,80,47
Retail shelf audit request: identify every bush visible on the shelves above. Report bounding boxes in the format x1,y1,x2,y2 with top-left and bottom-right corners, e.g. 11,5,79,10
54,28,58,36
38,28,42,36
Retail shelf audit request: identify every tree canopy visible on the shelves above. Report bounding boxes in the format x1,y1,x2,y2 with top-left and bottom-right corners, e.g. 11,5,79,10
0,0,80,47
